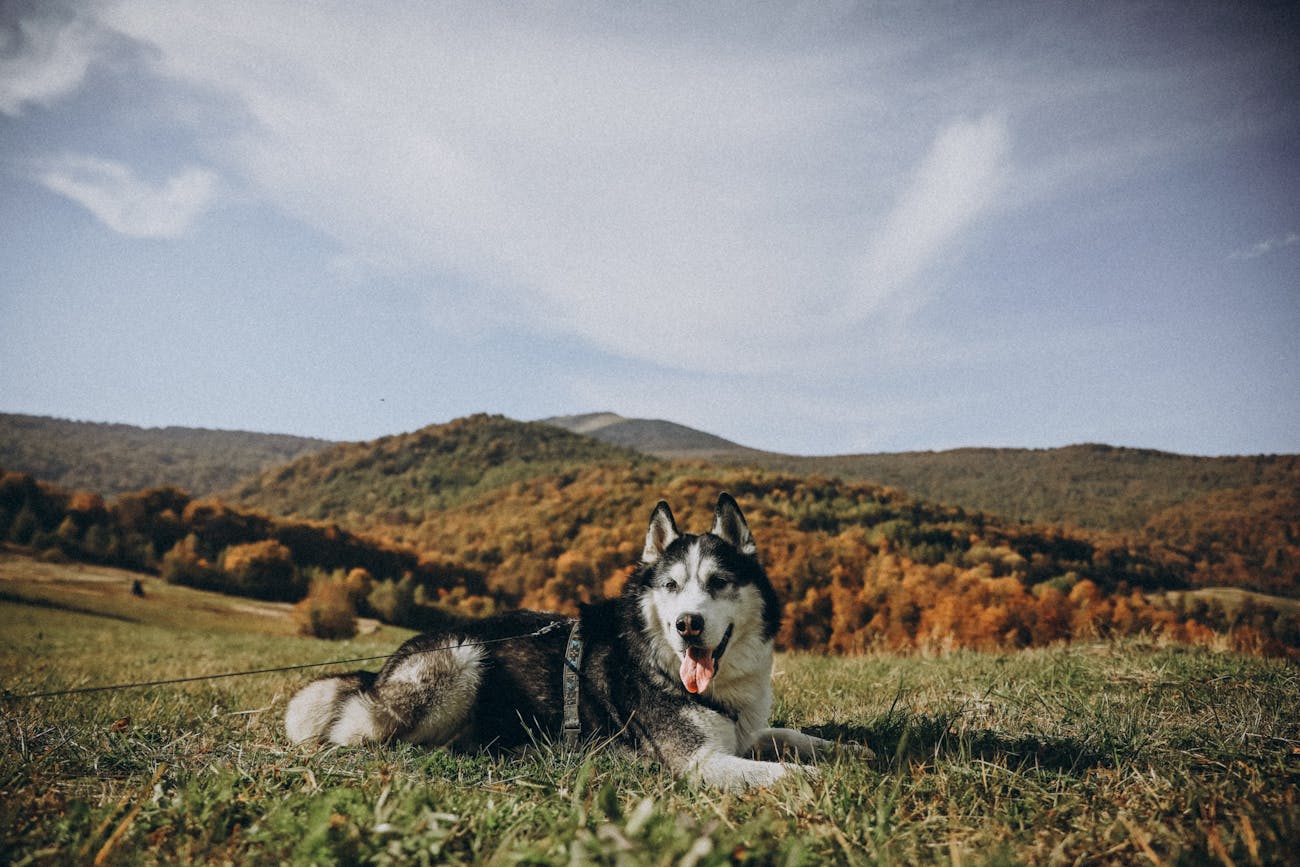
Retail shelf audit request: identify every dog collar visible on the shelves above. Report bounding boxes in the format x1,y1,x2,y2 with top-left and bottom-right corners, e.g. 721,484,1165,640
562,618,583,748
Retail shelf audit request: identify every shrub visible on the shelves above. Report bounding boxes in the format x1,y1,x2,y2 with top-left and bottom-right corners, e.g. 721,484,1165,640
8,505,39,545
221,540,302,601
161,534,224,590
294,577,358,639
37,546,70,564
343,567,374,610
367,574,416,624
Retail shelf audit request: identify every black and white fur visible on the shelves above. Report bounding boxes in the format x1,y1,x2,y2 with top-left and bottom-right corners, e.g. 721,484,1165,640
285,493,868,789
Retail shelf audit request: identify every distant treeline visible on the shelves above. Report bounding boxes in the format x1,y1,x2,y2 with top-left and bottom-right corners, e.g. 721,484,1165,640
232,414,648,521
740,444,1300,533
5,411,1298,657
0,413,330,499
9,411,1298,542
363,466,1299,657
0,469,492,632
227,415,1300,657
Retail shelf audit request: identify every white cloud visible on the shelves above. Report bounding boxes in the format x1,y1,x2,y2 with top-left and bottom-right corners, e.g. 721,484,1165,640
0,4,102,116
847,115,1009,321
5,1,1296,454
33,2,1247,375
1230,232,1299,261
37,156,218,238
79,1,1015,372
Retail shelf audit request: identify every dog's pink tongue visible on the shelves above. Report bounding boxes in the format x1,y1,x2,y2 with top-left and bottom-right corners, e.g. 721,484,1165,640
680,647,715,693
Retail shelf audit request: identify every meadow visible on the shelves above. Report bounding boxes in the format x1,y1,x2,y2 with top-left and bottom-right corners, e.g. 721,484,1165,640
1,562,1297,865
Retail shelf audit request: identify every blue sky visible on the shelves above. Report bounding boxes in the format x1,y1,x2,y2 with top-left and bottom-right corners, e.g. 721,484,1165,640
2,1,1297,456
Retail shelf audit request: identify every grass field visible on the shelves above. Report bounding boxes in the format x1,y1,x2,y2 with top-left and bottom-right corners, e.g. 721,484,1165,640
2,563,1298,865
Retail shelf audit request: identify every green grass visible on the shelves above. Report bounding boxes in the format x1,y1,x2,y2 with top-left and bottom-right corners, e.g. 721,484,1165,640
2,598,1298,866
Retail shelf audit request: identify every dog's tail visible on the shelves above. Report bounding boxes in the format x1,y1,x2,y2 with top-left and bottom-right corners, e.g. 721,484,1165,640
284,671,377,746
284,641,487,747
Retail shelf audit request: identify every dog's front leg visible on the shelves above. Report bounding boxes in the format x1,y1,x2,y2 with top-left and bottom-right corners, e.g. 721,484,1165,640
747,727,874,761
688,749,817,791
671,707,817,790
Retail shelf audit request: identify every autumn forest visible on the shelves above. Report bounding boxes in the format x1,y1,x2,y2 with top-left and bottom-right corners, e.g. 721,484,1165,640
2,413,1297,657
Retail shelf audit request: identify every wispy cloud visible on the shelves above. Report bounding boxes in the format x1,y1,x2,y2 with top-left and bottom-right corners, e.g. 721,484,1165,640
1230,232,1299,261
0,2,103,116
37,156,218,238
849,115,1010,321
74,2,1025,373
7,1,1297,455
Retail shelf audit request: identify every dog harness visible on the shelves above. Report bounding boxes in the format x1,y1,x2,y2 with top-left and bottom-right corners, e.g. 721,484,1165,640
562,618,583,747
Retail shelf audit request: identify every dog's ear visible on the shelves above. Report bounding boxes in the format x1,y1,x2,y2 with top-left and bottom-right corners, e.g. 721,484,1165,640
642,501,680,564
712,493,757,557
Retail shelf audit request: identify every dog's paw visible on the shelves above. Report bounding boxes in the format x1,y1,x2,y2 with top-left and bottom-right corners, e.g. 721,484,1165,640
794,762,822,782
837,741,875,760
756,762,820,792
696,755,822,791
806,736,874,761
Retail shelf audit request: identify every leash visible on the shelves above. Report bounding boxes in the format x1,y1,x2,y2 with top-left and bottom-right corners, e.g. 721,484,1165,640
562,619,584,747
0,619,571,702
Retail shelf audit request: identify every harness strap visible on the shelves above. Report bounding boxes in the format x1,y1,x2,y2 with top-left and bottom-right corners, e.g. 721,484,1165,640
562,619,583,748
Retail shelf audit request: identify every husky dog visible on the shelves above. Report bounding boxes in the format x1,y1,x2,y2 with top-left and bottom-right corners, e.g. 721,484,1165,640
285,493,867,789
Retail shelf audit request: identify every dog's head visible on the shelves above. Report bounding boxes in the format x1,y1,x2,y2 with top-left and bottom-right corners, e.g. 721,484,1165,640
634,493,780,694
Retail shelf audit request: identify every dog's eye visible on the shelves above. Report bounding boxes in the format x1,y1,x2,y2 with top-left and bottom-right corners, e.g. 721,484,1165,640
707,576,729,592
663,580,678,592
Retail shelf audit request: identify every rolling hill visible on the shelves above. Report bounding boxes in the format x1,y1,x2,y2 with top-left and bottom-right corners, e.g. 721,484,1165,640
230,413,649,524
8,409,1294,540
224,414,1298,652
5,412,1298,654
541,412,764,460
541,413,1300,533
0,413,332,498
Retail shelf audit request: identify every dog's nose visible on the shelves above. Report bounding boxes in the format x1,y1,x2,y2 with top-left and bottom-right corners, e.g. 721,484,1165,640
676,612,705,639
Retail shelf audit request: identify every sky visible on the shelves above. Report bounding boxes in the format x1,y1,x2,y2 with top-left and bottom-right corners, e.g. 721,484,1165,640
1,1,1298,457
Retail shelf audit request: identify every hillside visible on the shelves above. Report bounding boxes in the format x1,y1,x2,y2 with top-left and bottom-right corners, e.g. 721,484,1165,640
231,414,649,524
1143,484,1300,597
11,409,1294,538
765,445,1300,533
0,466,486,591
3,412,1297,653
230,414,1299,654
542,412,765,460
6,410,1297,651
0,546,309,637
541,413,1300,533
0,413,331,498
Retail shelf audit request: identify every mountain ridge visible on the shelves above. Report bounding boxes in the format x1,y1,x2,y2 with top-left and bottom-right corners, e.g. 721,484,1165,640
231,413,649,524
5,410,1297,534
0,412,332,499
210,413,1299,656
541,412,764,458
4,412,1296,653
538,413,1300,532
